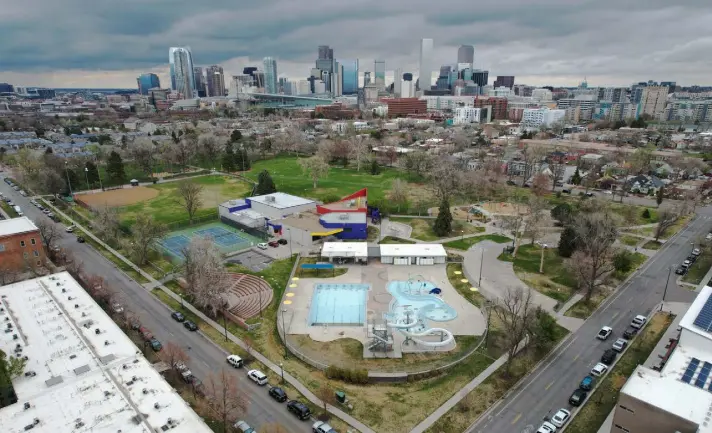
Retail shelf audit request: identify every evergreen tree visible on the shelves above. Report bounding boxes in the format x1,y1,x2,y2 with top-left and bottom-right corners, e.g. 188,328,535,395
85,161,100,185
106,151,126,185
558,226,578,258
656,186,664,207
222,142,236,172
230,130,242,142
571,167,582,185
642,208,651,219
433,198,453,237
370,159,381,175
45,147,53,154
255,170,277,195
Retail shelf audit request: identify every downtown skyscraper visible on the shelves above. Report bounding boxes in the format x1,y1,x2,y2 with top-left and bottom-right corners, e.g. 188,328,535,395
340,59,359,94
263,57,278,94
136,73,160,95
169,47,196,99
374,60,386,90
206,65,225,96
457,45,474,69
419,38,434,91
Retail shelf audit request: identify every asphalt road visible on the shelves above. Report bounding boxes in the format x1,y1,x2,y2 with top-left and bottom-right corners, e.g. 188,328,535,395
0,180,312,433
468,206,712,433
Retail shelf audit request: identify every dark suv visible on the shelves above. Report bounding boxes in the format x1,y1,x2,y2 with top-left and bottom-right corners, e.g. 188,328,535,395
601,349,617,364
287,400,311,420
269,386,288,402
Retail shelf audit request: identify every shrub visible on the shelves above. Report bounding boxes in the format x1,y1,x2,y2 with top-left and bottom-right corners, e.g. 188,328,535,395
642,208,651,219
613,250,634,273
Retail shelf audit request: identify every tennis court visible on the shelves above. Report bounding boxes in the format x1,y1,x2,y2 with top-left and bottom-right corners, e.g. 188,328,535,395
157,222,262,260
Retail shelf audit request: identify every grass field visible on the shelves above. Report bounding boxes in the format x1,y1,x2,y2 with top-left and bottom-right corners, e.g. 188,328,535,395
643,240,663,250
502,244,578,304
683,245,712,284
245,156,435,209
565,312,674,433
390,217,484,241
117,175,251,225
619,234,642,246
0,200,18,217
378,236,415,244
443,234,511,250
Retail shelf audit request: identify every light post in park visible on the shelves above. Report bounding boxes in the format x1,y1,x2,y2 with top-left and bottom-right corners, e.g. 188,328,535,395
64,161,74,197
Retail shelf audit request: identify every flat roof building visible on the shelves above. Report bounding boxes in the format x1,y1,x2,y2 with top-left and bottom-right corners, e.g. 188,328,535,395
380,244,447,265
0,272,213,433
0,216,45,272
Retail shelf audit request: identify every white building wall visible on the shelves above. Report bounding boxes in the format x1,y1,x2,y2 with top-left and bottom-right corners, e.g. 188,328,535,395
420,95,474,110
531,88,553,102
453,107,481,124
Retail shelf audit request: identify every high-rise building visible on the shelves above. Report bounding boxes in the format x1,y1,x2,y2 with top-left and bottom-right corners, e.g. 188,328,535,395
602,87,627,103
638,86,669,119
340,59,359,94
193,67,207,97
364,72,371,86
136,73,161,95
0,83,13,94
206,65,225,97
253,71,265,89
263,57,278,94
394,68,403,96
169,47,196,99
494,76,515,89
419,38,434,91
318,45,334,60
333,62,343,96
457,45,474,68
472,70,489,87
374,60,386,89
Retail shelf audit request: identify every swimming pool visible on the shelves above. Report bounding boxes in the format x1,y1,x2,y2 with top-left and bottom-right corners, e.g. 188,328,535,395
387,280,457,322
309,283,370,326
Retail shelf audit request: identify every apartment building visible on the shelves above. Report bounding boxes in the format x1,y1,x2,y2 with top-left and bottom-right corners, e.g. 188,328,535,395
638,86,669,119
0,217,45,272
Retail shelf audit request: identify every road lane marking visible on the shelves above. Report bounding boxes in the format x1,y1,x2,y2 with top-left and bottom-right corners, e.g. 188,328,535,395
511,413,522,425
573,354,580,361
545,380,554,390
611,312,619,320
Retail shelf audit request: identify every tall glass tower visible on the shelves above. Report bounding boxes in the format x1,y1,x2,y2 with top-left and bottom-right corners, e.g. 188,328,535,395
340,59,359,94
136,73,161,95
419,38,434,90
374,60,385,89
169,47,196,99
263,57,278,94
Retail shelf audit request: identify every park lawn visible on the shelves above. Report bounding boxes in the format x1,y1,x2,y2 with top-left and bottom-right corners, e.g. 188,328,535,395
379,236,415,244
619,234,642,247
390,217,484,241
683,246,712,284
0,200,18,217
629,214,693,240
443,234,511,250
118,175,251,226
643,240,663,250
609,202,659,226
507,244,578,304
565,312,674,433
447,263,486,307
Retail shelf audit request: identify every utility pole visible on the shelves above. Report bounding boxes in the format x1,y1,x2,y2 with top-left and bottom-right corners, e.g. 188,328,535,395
660,266,673,312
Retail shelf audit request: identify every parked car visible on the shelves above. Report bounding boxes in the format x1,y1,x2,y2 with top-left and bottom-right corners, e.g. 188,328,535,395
313,420,337,433
586,192,595,197
269,386,288,402
692,248,702,257
550,409,571,428
76,236,85,243
569,389,588,406
579,375,595,391
138,326,153,341
42,208,51,215
171,311,185,322
130,321,141,331
268,240,279,248
183,320,198,331
597,326,613,340
112,303,124,314
590,363,609,377
287,400,312,420
149,338,162,351
601,349,617,364
631,315,647,329
623,327,638,339
676,266,687,275
257,243,268,250
247,369,268,386
19,190,26,196
233,420,255,433
278,238,288,245
65,225,75,233
180,370,195,383
612,338,628,352
226,354,243,368
536,421,557,433
706,233,712,241
687,255,697,263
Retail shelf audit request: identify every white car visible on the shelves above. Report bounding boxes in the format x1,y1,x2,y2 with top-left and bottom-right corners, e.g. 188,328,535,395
706,233,712,241
233,420,254,433
536,421,558,433
313,421,337,433
65,225,75,233
591,363,609,377
612,338,628,352
631,315,647,329
692,248,702,257
597,326,613,340
550,408,571,427
247,369,268,386
112,303,124,314
257,243,268,250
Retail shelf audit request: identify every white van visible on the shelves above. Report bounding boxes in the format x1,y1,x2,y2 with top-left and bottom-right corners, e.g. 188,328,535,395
13,205,22,216
226,354,243,368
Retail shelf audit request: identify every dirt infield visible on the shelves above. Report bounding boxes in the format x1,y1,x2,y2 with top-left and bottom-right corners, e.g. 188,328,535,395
76,187,159,208
480,201,530,215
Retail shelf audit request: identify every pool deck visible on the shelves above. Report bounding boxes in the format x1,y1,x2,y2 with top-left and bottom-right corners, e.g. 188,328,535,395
282,263,486,357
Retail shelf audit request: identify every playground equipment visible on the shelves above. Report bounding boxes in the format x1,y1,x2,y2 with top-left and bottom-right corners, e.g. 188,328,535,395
367,323,394,352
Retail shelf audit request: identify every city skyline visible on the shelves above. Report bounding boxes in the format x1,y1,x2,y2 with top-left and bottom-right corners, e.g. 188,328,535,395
1,1,710,88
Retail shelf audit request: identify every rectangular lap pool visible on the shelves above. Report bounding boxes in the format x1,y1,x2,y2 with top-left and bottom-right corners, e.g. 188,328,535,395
309,283,370,326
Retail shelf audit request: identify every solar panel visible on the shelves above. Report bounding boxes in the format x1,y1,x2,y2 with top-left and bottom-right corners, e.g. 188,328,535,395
682,358,701,383
695,362,712,388
693,295,712,332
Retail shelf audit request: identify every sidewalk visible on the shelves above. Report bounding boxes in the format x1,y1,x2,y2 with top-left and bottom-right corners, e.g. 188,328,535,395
43,200,375,433
596,302,689,433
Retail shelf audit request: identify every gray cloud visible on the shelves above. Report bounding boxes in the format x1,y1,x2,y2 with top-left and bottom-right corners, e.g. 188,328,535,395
1,0,711,87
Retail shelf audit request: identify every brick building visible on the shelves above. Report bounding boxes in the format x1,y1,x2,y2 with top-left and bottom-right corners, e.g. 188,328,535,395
385,98,427,117
474,96,508,120
0,217,45,272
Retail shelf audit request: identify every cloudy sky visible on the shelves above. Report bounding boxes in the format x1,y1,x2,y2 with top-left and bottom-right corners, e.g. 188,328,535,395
1,0,711,89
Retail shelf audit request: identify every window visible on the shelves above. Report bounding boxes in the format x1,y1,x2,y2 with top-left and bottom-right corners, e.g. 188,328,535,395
619,405,635,414
614,425,630,433
33,251,39,257
0,243,5,252
31,238,36,245
20,240,25,247
23,252,29,259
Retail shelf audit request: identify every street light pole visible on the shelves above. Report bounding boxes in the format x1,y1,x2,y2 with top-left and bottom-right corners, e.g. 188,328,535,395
279,362,284,383
281,308,289,359
96,158,104,191
64,161,74,197
479,248,484,287
223,312,228,341
660,266,674,312
84,167,90,190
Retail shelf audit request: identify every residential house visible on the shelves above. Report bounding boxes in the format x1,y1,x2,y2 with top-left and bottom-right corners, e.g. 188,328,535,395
0,217,45,272
628,174,665,195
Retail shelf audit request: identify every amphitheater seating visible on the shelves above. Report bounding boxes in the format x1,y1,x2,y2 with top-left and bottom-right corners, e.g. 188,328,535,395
226,273,273,319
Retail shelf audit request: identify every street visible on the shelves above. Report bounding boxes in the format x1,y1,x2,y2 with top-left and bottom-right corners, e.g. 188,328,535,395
0,180,312,433
468,206,712,433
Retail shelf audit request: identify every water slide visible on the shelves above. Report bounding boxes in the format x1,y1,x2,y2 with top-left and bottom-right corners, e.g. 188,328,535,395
385,314,455,348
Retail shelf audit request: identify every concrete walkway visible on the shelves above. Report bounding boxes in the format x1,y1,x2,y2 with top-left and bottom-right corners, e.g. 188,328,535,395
596,302,689,433
42,200,375,433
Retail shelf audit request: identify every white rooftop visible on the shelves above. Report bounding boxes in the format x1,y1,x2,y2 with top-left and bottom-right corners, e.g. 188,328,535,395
248,192,315,209
620,285,712,432
0,216,38,237
0,272,212,433
380,243,447,257
321,242,368,258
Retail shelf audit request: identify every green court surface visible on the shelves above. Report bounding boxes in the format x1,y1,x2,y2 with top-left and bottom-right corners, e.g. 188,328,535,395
157,221,262,260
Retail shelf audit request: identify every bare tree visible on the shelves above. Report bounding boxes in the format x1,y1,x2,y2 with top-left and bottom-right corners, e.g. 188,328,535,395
175,180,204,224
298,155,330,188
182,236,232,317
519,145,547,187
569,211,619,301
170,135,197,171
199,134,224,166
348,135,371,171
399,151,434,178
127,214,167,265
316,382,336,413
94,206,122,245
159,341,191,373
428,160,463,200
127,137,158,176
202,369,249,430
35,219,61,251
523,196,548,247
493,287,534,375
530,173,550,196
388,178,409,212
655,207,681,241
